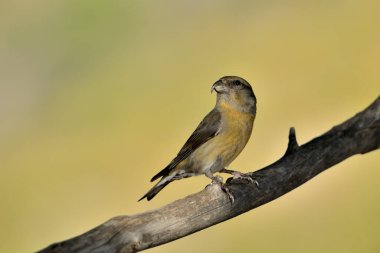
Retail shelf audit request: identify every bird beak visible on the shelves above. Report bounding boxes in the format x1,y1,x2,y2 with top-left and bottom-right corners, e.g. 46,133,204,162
211,80,222,93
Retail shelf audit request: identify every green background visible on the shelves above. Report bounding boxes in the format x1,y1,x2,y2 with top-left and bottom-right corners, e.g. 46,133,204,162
0,1,379,252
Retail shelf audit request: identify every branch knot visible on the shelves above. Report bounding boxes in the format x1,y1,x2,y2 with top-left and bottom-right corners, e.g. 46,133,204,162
283,127,299,156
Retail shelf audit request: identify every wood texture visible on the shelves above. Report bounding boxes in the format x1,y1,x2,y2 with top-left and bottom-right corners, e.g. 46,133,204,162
38,97,380,253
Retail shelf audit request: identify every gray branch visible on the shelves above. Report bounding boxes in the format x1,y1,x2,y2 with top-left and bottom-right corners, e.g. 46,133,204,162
38,97,380,253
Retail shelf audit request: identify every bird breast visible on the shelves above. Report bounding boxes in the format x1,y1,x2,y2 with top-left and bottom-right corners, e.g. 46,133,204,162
188,106,255,174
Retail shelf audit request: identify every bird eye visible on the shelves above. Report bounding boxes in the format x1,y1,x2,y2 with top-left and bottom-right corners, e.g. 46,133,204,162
233,80,241,86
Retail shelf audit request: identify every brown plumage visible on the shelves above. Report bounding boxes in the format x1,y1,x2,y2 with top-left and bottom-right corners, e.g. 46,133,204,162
139,76,257,201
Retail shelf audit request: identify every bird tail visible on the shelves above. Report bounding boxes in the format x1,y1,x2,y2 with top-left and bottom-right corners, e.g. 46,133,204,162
138,177,171,201
150,164,172,182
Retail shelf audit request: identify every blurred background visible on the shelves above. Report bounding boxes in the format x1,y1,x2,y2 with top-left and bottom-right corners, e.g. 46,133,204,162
1,0,379,252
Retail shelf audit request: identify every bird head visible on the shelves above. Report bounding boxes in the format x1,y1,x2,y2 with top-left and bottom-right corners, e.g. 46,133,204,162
211,76,256,115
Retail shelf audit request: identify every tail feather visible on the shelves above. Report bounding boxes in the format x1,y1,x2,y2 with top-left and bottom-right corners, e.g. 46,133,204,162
150,165,172,182
139,178,171,201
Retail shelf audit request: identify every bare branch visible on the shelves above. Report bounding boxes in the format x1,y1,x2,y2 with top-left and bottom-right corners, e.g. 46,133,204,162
38,97,380,253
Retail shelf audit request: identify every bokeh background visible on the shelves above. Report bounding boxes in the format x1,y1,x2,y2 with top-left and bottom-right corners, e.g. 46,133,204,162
1,0,379,252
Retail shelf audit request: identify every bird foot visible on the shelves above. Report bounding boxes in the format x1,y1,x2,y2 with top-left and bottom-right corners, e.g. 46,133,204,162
205,175,222,189
221,168,259,187
233,172,260,187
211,175,223,184
219,183,234,203
206,176,235,203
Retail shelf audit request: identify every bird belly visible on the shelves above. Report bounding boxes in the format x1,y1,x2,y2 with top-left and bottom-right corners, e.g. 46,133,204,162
185,116,253,175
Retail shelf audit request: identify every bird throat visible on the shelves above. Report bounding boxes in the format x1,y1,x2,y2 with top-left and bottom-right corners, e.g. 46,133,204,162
217,95,256,116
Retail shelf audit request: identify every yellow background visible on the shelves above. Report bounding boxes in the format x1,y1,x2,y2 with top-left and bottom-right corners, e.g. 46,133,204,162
1,1,379,252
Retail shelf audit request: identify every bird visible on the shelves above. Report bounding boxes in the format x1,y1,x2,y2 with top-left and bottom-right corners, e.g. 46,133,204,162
139,76,257,202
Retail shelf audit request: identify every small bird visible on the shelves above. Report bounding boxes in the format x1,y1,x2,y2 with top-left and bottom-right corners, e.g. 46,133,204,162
139,76,257,202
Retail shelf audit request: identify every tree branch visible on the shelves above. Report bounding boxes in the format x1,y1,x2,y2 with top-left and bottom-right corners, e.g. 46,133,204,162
38,97,380,253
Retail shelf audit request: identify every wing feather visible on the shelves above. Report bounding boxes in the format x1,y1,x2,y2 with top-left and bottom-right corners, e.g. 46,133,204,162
150,108,222,181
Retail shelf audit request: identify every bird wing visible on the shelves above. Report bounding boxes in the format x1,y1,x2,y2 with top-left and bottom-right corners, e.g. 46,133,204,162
151,108,222,182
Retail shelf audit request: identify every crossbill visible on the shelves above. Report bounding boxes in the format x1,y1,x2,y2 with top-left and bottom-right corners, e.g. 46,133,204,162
139,76,257,202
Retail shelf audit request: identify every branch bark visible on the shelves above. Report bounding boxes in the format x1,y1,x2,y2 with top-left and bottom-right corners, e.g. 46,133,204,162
38,97,380,253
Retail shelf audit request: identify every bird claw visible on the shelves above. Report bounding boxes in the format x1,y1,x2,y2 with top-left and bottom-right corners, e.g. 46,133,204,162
231,171,260,187
205,176,235,203
233,173,253,182
220,183,234,203
226,169,260,187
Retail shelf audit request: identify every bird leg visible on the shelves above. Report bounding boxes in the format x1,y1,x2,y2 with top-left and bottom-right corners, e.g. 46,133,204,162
205,171,235,203
220,168,259,187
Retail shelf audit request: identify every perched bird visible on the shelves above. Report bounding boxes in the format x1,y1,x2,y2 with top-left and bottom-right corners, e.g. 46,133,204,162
139,76,257,202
